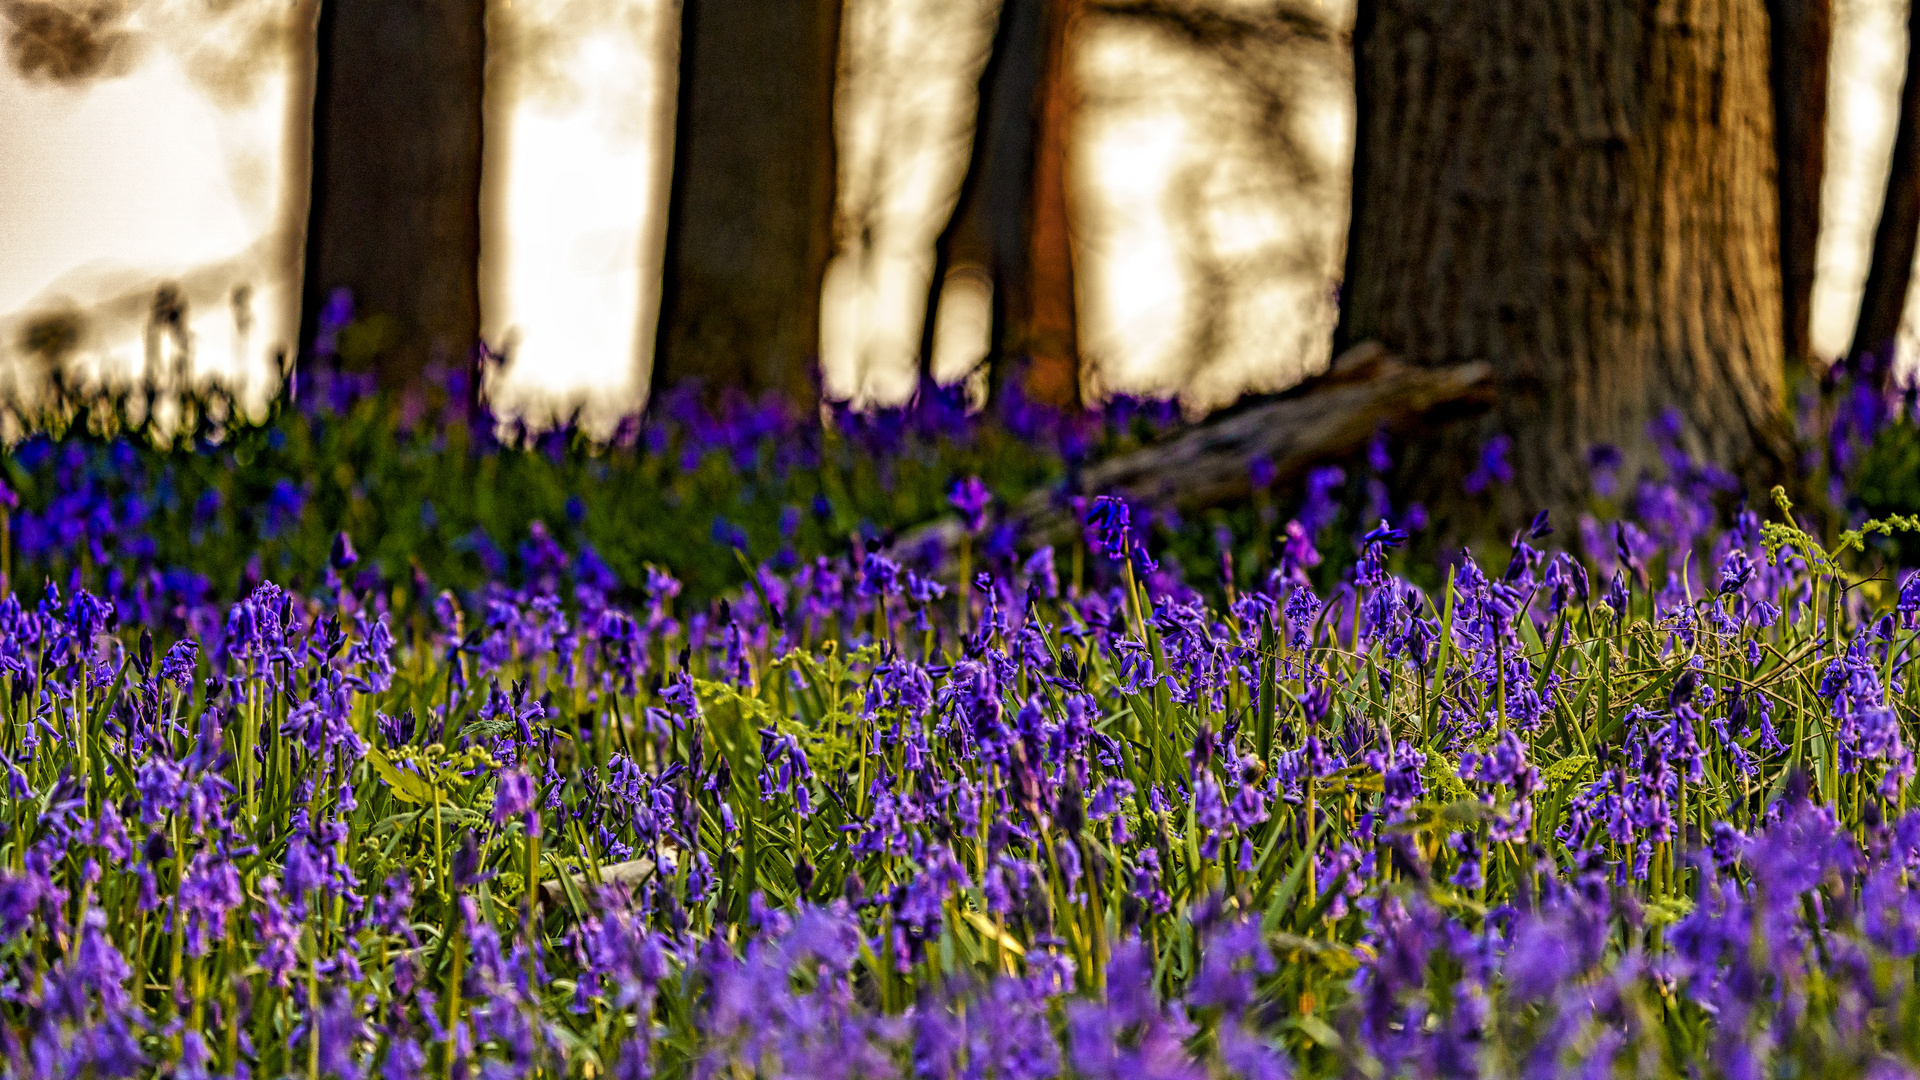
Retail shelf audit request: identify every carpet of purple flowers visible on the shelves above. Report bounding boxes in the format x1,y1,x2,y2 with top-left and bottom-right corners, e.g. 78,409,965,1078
7,366,1920,1077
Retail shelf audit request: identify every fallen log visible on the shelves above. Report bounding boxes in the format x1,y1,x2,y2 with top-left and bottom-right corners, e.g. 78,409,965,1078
539,853,668,911
898,342,1494,553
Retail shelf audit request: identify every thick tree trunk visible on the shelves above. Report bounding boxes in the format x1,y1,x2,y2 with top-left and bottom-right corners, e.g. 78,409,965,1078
922,0,1083,410
920,0,1047,386
1339,0,1794,525
299,0,486,387
1020,0,1084,408
1770,0,1831,377
1849,0,1920,390
651,0,842,408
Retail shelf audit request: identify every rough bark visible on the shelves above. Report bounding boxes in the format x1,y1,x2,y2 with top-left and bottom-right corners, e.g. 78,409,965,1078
651,0,843,408
921,0,1083,409
1770,0,1830,377
1849,0,1920,390
1338,0,1794,527
894,343,1493,553
299,0,486,387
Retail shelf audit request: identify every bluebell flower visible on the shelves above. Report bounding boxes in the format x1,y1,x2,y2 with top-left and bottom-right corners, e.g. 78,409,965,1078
948,475,993,534
1464,434,1513,494
1085,496,1131,562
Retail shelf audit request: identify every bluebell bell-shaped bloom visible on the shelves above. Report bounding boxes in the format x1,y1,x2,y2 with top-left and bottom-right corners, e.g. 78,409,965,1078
1085,496,1132,562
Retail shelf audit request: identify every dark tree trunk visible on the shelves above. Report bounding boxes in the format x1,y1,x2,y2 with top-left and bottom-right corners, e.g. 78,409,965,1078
299,0,486,388
920,0,1047,385
1849,0,1920,391
1339,0,1794,527
1770,0,1831,379
921,0,1082,410
1021,0,1084,408
651,0,843,409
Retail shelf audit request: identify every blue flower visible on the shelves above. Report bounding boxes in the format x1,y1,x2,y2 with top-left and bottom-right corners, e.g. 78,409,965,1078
1085,496,1132,562
1463,434,1513,494
948,475,993,534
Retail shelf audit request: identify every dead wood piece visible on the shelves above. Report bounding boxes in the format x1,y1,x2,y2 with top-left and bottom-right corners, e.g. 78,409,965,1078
539,853,669,911
894,342,1492,556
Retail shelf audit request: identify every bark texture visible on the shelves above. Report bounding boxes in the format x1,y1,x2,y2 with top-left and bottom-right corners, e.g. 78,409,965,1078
1339,0,1794,523
922,0,1083,409
651,0,843,407
1850,0,1920,388
1770,0,1830,375
300,0,486,386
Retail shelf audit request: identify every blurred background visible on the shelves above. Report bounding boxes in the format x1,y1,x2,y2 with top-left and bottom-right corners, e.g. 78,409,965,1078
0,0,1915,422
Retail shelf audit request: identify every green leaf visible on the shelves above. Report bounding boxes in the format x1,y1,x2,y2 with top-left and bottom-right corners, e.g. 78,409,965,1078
1259,819,1327,926
1290,1013,1342,1049
962,910,1027,956
364,743,435,805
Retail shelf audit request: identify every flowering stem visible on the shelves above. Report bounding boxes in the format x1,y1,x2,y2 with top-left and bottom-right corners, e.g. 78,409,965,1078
1303,781,1317,918
189,952,205,1039
241,681,258,826
168,814,185,1017
1494,632,1507,733
1427,568,1459,742
957,536,971,640
221,907,240,1072
441,916,464,1077
433,790,447,901
1255,614,1276,769
1123,559,1146,642
307,923,321,1080
525,827,540,925
73,675,88,798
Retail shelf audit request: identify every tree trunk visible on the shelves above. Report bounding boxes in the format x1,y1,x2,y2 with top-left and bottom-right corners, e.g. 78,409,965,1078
1770,0,1831,378
920,0,1047,386
1339,0,1794,527
1020,0,1084,409
922,0,1083,410
1849,0,1920,391
651,0,843,409
299,0,486,388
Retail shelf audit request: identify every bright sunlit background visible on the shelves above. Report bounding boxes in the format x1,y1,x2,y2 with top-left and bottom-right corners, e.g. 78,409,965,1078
820,0,1001,405
0,0,313,403
479,0,674,424
0,0,1916,416
1815,0,1920,364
